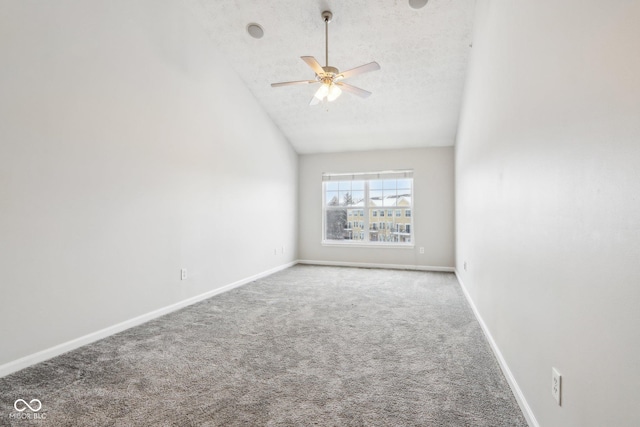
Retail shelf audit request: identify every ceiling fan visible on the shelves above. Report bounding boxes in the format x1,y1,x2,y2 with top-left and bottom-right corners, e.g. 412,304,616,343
271,10,380,106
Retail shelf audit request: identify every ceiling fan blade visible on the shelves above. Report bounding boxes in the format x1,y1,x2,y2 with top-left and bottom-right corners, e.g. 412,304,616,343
271,80,317,87
338,62,381,80
335,82,372,98
301,56,326,76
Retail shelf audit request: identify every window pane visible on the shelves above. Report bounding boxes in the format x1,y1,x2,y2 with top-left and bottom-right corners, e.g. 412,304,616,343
397,194,411,206
325,209,348,241
339,181,351,191
326,191,339,206
340,191,354,206
397,179,411,190
392,217,411,243
369,189,383,205
383,179,396,190
326,182,339,191
383,190,397,206
370,180,383,190
352,191,364,205
351,180,365,191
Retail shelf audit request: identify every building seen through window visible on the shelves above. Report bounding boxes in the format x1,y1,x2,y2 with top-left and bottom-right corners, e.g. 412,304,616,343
323,171,413,245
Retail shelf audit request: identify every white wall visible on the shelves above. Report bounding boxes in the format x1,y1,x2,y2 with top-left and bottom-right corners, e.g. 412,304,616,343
456,1,640,426
299,148,454,269
0,0,297,368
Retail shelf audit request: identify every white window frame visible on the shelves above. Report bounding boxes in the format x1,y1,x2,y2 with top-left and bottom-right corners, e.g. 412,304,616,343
321,170,414,248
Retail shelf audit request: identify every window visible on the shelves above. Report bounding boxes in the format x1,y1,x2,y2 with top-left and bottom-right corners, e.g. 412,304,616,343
322,170,413,245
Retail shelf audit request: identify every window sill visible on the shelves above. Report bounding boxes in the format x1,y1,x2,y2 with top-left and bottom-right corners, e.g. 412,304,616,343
321,241,415,249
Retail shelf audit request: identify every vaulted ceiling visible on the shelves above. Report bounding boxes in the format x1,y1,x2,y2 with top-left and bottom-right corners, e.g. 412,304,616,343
188,0,475,154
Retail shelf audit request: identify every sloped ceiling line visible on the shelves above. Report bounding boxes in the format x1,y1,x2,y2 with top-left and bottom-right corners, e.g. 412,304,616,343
189,0,475,154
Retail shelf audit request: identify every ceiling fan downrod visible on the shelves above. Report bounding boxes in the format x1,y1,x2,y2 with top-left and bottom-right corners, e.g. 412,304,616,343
322,11,332,67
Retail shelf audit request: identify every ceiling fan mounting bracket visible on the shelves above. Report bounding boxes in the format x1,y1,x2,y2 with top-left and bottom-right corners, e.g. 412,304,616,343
322,11,333,23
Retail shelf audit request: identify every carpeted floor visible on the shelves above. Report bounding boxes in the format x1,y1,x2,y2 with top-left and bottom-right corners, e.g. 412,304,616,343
0,265,527,426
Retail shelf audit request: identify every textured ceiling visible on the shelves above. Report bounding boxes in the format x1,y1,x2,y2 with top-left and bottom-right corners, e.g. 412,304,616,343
189,0,475,154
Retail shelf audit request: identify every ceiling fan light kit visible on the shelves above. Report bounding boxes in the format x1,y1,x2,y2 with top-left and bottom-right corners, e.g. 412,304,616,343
271,10,380,106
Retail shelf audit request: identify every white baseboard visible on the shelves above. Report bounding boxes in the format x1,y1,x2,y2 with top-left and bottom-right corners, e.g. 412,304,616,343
454,270,539,427
0,261,297,379
297,259,454,272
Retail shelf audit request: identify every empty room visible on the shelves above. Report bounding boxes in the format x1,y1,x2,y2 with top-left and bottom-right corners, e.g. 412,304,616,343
1,1,638,426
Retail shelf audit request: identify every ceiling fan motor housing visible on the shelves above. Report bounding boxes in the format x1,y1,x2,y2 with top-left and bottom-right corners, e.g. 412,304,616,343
319,66,340,85
322,66,339,76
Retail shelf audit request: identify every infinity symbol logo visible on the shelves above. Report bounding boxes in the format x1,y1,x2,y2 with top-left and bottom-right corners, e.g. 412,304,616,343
14,399,42,412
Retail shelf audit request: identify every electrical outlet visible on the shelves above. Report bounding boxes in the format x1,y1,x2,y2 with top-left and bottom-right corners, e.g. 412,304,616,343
464,261,467,271
281,246,285,254
419,247,425,254
552,368,562,405
181,268,187,280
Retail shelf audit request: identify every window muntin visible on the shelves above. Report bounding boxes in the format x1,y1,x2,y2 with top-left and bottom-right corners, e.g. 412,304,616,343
323,171,413,245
